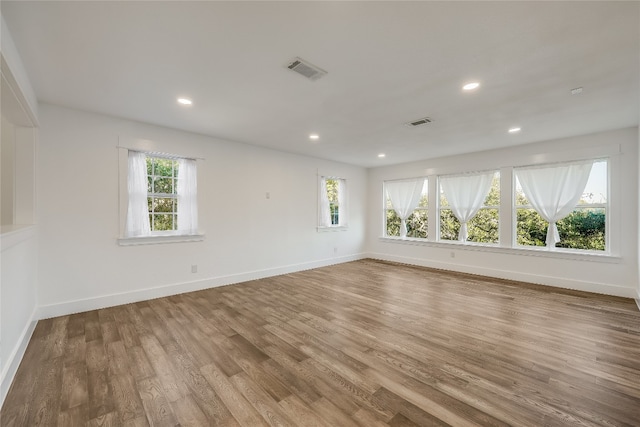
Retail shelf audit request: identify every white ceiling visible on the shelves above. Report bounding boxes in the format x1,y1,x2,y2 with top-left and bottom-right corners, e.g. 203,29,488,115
2,1,638,167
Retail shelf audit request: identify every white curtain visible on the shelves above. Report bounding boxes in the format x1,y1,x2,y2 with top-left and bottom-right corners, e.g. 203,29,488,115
177,158,198,234
337,178,346,226
319,177,331,226
516,161,593,248
386,179,424,238
440,172,494,242
125,151,151,237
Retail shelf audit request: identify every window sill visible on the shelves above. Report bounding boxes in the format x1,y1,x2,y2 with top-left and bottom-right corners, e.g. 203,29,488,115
118,233,205,246
317,226,348,232
379,237,620,263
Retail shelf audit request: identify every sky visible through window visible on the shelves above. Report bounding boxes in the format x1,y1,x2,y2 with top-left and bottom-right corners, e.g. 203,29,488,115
583,161,607,203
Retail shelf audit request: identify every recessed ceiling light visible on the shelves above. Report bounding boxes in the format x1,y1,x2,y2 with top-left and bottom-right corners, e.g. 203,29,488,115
508,127,521,133
462,82,480,91
177,98,192,105
378,153,386,158
309,134,319,140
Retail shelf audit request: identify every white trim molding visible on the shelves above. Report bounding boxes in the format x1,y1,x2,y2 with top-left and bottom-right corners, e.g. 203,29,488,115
365,252,637,299
1,307,38,407
118,233,205,246
317,226,348,233
37,253,367,319
378,237,621,264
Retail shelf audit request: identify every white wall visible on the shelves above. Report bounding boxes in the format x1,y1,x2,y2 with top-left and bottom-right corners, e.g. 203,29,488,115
0,119,38,404
0,14,38,124
0,15,40,406
1,116,15,225
36,104,367,317
366,127,639,298
1,227,37,402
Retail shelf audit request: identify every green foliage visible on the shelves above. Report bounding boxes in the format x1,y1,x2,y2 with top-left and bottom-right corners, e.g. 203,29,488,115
386,209,428,238
154,177,174,194
385,173,605,251
439,209,459,240
386,210,400,236
516,209,547,247
326,179,340,225
407,210,428,238
151,214,175,231
147,158,178,194
517,208,605,250
557,209,605,250
150,197,175,213
439,209,499,243
146,157,179,231
325,179,339,203
469,209,499,243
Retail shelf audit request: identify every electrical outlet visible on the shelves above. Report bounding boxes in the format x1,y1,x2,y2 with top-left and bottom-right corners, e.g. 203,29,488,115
450,252,455,258
334,247,338,255
266,192,270,199
191,264,198,273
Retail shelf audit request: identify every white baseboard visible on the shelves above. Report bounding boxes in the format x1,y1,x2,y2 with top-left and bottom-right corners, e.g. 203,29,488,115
37,253,366,319
365,252,637,299
1,307,38,408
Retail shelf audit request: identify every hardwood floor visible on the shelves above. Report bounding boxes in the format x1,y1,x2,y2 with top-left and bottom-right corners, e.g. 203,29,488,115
2,259,640,426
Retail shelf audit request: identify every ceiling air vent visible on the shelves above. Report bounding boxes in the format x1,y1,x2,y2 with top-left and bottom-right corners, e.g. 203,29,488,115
406,117,432,127
286,57,327,81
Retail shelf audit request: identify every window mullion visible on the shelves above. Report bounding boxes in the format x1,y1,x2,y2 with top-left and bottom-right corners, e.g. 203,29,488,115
427,176,437,241
500,166,513,248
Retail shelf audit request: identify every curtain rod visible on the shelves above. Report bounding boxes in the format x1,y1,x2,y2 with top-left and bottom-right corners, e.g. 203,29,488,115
117,146,205,161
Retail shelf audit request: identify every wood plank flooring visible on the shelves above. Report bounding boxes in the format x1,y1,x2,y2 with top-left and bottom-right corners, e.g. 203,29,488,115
2,259,640,426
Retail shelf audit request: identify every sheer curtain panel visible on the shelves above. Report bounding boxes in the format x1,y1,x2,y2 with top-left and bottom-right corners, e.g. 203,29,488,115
440,172,494,242
125,151,151,237
319,177,331,227
177,158,198,234
337,178,346,226
386,179,424,238
516,161,593,248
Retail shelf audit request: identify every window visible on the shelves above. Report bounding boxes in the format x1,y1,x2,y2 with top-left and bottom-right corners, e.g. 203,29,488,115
439,171,499,244
147,156,179,231
326,178,340,225
381,155,614,257
123,150,199,240
319,176,346,228
384,178,428,238
515,159,607,251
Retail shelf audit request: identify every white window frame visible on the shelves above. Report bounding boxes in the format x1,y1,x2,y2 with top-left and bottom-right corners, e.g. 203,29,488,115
379,144,621,262
117,146,205,246
146,155,180,234
317,171,348,232
437,170,500,246
383,178,428,240
327,178,341,226
512,158,609,254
